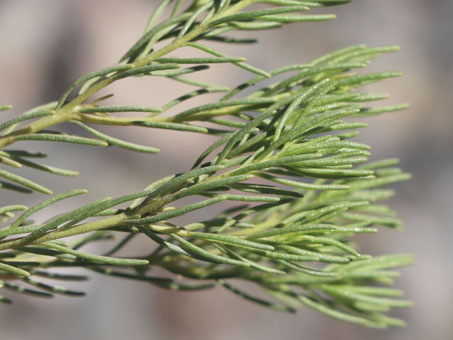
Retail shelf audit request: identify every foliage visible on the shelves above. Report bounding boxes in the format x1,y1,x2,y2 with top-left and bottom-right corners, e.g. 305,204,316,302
0,0,411,328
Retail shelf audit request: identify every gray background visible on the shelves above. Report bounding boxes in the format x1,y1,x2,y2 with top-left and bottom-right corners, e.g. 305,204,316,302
0,0,452,339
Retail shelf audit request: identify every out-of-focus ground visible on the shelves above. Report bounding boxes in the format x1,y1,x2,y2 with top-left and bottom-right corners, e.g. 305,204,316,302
0,0,451,339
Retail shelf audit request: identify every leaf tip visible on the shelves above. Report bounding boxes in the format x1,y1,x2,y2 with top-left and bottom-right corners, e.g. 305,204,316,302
42,188,53,195
0,104,13,112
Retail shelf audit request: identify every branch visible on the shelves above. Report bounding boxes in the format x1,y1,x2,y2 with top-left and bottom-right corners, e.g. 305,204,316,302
0,0,411,328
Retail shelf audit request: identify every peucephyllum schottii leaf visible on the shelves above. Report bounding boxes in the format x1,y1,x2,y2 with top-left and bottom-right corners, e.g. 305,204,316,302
0,0,411,328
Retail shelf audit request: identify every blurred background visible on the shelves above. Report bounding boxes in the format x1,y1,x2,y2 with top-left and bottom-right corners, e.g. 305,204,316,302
0,0,452,339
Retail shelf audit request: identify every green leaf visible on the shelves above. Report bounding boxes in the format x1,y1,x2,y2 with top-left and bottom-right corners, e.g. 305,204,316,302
0,169,52,194
74,122,160,154
170,234,250,267
298,295,385,328
219,280,295,312
0,261,30,277
42,242,149,266
14,133,108,147
57,64,134,108
10,189,87,229
0,110,54,134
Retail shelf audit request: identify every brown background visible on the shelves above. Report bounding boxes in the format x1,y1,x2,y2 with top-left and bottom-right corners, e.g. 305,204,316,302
0,0,452,339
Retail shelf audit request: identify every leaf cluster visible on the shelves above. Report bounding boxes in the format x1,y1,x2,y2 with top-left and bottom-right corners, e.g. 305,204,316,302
0,0,411,328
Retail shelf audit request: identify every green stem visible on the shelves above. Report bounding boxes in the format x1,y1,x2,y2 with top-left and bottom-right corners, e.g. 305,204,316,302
0,108,77,148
